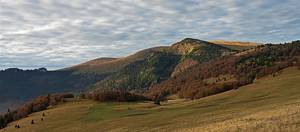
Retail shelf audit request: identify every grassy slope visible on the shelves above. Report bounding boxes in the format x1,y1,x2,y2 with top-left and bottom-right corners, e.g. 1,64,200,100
210,40,258,51
2,67,300,132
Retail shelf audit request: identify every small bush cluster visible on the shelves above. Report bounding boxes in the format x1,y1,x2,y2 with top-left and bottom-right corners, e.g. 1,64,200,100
85,90,148,102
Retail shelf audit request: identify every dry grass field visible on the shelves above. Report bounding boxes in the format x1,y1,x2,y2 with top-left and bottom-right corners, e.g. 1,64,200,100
1,67,300,132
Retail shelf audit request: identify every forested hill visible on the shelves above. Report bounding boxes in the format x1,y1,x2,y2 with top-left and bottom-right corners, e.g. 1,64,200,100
90,38,235,93
148,40,300,100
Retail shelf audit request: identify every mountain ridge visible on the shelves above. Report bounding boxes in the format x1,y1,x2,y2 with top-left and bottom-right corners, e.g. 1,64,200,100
0,38,295,114
66,39,252,74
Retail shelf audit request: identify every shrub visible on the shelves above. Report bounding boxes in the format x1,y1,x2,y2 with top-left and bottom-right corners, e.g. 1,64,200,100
0,115,5,129
79,93,86,99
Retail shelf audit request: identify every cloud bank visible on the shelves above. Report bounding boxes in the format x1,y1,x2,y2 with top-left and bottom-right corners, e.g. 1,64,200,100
1,0,300,69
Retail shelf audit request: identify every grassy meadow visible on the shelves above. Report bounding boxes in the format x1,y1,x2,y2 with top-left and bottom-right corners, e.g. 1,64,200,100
1,67,300,132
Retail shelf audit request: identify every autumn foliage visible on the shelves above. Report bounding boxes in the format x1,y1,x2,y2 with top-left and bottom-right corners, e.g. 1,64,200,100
148,41,300,100
0,93,73,129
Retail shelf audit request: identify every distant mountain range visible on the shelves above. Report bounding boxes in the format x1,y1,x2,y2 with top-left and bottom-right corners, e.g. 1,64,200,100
2,38,299,113
0,68,104,112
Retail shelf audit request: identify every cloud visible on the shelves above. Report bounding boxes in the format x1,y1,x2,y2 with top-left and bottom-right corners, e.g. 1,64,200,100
5,20,63,35
0,0,300,70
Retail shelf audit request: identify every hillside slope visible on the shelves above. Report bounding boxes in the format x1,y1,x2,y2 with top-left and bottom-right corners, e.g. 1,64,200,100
2,67,300,132
148,41,300,100
65,47,169,74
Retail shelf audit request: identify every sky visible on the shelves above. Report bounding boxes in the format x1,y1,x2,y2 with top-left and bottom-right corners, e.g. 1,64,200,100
1,0,300,70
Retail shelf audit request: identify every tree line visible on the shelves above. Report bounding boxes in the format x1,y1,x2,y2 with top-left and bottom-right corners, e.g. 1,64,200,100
82,90,148,102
